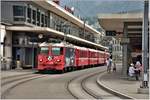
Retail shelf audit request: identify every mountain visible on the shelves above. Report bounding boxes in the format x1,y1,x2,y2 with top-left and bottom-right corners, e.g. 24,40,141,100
60,0,144,18
60,0,144,31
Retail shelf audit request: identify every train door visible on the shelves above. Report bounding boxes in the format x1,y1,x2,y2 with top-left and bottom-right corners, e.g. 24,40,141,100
65,47,75,67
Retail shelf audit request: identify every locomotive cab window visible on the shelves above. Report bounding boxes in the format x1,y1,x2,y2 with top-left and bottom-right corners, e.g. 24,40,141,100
52,47,63,55
40,47,49,54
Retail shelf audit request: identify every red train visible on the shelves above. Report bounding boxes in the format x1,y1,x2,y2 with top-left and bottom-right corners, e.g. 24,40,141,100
37,43,110,72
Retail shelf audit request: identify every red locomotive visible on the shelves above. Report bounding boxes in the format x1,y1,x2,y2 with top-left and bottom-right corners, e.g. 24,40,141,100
37,42,110,72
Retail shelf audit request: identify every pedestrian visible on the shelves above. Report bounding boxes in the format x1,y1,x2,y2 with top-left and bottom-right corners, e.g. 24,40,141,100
134,65,139,81
128,63,135,77
106,58,110,72
135,61,142,76
106,58,112,73
113,61,116,72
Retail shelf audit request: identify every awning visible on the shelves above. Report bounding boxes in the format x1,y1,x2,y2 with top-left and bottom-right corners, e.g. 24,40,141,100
6,26,108,50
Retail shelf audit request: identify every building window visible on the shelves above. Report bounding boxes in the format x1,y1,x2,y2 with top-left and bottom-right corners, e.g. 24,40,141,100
27,6,31,23
41,14,44,27
45,15,48,27
37,9,41,26
32,9,36,25
13,5,26,21
47,12,50,28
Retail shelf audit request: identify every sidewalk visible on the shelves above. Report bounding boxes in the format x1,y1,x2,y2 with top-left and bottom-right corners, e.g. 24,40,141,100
98,64,149,99
1,69,37,79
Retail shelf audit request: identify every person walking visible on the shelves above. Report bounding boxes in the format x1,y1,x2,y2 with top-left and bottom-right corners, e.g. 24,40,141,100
106,58,112,73
106,58,110,72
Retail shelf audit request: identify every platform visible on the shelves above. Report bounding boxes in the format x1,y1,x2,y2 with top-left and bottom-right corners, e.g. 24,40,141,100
97,64,149,99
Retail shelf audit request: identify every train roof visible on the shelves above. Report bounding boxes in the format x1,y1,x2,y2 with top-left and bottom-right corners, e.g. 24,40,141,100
39,42,68,47
39,42,109,53
39,42,88,50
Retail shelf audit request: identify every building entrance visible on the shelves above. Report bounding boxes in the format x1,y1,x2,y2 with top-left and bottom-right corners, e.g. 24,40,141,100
12,32,39,69
12,47,38,69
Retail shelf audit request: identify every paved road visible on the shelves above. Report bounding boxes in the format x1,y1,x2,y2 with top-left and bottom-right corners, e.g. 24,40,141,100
3,66,107,99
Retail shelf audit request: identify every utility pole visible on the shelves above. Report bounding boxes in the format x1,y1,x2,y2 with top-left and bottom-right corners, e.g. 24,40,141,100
142,0,149,88
138,0,149,92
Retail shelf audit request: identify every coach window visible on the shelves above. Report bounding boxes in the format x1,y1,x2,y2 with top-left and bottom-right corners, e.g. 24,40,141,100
52,47,63,56
40,47,49,54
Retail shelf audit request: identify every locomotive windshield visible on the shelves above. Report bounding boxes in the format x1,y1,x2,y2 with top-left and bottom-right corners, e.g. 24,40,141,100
40,47,49,54
52,47,63,55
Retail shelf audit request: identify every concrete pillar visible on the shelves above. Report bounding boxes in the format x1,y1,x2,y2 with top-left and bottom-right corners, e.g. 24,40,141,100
4,31,12,70
0,25,6,70
122,22,128,76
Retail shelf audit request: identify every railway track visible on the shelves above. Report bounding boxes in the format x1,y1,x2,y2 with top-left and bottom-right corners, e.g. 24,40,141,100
81,71,105,99
1,73,46,99
67,69,128,99
67,70,105,99
1,66,133,99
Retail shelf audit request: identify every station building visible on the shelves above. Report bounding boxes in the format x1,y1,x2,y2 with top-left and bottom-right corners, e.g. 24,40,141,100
98,12,149,75
0,0,107,69
99,35,122,63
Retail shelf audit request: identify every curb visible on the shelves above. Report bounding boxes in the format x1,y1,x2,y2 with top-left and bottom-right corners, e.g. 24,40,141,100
96,72,135,99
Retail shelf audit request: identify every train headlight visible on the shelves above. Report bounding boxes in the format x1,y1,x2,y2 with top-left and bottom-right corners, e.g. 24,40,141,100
56,59,61,62
48,56,52,61
39,59,43,62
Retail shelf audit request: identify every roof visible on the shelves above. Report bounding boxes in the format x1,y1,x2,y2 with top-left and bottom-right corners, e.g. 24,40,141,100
97,12,149,51
97,12,146,32
33,0,103,35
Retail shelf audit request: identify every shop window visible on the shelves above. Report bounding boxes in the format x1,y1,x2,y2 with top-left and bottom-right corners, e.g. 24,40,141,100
13,38,19,45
